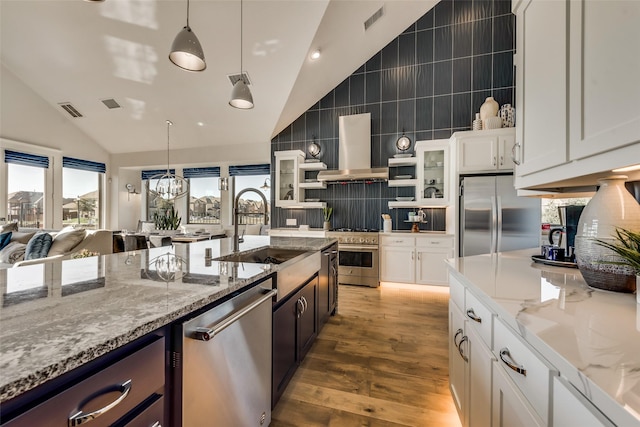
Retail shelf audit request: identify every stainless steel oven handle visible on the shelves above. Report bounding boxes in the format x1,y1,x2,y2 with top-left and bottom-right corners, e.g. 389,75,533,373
338,245,379,251
193,289,277,341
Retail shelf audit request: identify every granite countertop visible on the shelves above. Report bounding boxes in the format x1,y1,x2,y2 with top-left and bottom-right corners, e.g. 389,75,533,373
447,249,640,426
0,235,336,403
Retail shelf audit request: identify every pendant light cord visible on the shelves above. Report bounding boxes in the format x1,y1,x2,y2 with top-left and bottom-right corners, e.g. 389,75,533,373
166,120,173,173
186,0,190,28
240,0,243,79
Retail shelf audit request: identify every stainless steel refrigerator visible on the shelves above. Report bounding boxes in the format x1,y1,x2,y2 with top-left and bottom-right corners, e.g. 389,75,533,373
460,174,541,256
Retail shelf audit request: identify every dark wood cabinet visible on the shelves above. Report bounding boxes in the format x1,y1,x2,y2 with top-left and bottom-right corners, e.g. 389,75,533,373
272,275,318,408
2,337,165,427
318,243,338,329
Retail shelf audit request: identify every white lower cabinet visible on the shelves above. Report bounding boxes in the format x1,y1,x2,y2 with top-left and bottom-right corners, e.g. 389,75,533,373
449,275,495,427
552,377,615,427
380,234,453,285
492,359,545,427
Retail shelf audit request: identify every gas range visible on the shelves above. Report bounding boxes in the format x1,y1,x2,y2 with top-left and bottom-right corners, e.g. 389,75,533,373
325,229,380,288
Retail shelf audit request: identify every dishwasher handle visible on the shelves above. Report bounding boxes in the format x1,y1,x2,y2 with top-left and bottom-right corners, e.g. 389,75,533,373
193,288,277,341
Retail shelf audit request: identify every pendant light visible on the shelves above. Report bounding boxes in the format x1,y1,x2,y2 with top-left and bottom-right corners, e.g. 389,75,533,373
146,120,190,201
169,0,206,72
229,0,254,109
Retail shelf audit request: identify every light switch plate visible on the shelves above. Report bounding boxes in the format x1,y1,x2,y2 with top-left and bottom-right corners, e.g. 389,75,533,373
286,218,297,226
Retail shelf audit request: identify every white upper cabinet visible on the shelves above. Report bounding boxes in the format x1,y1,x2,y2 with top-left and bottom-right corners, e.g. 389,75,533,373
456,129,516,173
275,150,304,207
513,0,568,177
513,0,640,189
568,0,640,160
416,139,451,206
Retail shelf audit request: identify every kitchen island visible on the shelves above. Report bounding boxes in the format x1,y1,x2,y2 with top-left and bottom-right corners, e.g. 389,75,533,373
447,249,640,427
0,235,336,421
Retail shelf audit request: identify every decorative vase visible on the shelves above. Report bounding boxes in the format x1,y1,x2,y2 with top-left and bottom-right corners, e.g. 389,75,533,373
499,104,515,127
323,221,331,231
472,113,483,130
479,96,499,121
574,175,640,293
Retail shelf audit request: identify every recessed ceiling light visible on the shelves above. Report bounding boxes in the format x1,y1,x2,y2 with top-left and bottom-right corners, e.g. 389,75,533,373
310,50,321,60
197,121,204,127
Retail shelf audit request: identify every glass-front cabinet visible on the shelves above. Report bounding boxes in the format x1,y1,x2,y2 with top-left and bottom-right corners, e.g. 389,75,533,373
416,139,450,206
275,150,304,207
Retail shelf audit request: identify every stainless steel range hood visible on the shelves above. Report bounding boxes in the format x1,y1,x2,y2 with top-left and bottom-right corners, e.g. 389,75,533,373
317,113,388,182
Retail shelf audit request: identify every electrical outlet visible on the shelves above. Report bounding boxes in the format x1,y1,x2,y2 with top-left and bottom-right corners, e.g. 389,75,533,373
286,218,297,226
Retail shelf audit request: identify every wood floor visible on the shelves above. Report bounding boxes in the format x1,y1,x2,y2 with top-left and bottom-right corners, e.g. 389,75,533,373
271,283,462,427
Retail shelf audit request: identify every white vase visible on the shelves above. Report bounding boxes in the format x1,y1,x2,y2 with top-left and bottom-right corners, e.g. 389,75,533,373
479,96,499,120
574,175,640,293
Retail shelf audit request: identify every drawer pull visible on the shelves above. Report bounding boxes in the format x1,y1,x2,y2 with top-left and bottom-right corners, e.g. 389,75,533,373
151,423,162,427
499,348,527,376
68,379,132,426
466,308,482,323
458,336,469,362
454,328,463,346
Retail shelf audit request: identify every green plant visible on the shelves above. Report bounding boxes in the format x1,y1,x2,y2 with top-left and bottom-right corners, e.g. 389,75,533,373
593,227,640,273
154,205,182,230
322,207,333,222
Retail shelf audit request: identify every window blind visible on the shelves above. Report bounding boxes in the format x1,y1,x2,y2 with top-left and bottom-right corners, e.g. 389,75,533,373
141,169,175,180
62,156,106,173
183,167,221,178
4,150,49,168
229,164,270,176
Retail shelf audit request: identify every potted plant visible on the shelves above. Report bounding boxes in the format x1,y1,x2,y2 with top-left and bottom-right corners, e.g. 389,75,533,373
153,205,182,231
322,207,333,231
593,227,640,298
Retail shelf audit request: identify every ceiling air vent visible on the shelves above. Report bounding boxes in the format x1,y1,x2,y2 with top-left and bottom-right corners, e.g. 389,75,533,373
227,72,251,86
101,98,121,109
58,102,83,118
364,7,384,31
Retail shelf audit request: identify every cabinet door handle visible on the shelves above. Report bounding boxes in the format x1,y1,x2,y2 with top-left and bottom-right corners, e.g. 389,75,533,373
492,156,497,166
301,296,308,314
331,250,338,254
466,308,482,323
499,155,504,166
411,251,414,260
151,423,162,427
296,298,304,318
454,328,463,346
499,348,527,376
458,336,469,362
68,379,132,426
511,142,521,165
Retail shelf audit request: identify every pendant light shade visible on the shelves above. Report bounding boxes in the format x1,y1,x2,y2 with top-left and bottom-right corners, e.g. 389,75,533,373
169,0,206,72
229,79,254,109
230,0,254,109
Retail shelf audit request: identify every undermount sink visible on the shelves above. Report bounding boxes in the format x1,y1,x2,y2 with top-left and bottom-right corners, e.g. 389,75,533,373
213,247,308,265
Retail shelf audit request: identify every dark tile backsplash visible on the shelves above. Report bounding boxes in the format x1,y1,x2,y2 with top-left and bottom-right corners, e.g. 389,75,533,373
271,0,515,231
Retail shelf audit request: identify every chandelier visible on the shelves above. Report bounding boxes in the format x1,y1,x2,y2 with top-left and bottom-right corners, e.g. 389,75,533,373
152,251,186,282
147,120,189,200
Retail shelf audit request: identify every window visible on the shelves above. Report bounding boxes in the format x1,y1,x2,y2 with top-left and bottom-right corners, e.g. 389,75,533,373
184,167,220,224
62,157,105,230
142,169,176,222
5,150,48,228
230,164,270,226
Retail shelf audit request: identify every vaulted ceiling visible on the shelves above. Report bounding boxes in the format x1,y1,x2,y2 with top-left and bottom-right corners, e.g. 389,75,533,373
0,0,436,155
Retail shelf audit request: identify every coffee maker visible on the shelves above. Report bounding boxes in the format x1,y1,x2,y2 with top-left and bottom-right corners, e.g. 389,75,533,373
548,205,585,259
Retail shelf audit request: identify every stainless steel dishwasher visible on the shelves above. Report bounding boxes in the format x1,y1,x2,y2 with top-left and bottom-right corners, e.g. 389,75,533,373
176,280,276,427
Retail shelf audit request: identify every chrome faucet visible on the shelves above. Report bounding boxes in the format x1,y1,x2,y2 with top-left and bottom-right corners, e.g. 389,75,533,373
234,188,269,253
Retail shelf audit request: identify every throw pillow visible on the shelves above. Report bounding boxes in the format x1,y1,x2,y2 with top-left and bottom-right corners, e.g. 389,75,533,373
10,231,36,244
0,242,27,264
0,232,12,250
0,222,18,234
25,232,53,260
48,227,86,256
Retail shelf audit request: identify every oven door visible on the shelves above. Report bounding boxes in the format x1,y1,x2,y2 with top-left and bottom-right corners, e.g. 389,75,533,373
337,245,379,287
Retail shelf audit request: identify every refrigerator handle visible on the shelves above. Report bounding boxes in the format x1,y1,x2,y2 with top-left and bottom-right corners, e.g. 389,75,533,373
496,196,503,253
490,196,497,253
